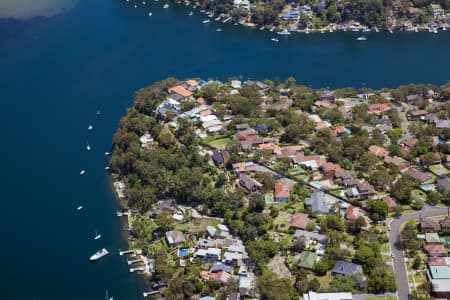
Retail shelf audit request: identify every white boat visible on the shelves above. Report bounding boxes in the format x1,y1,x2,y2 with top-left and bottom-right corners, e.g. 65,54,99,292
105,151,111,156
163,3,169,8
90,248,109,261
96,110,101,116
216,28,222,32
202,19,210,24
260,26,264,30
389,29,393,34
86,142,91,151
88,125,93,131
214,16,220,21
320,29,324,34
105,166,110,171
80,170,85,176
351,28,359,32
188,11,193,16
148,12,152,16
277,29,291,35
271,38,279,42
356,36,367,41
269,27,274,32
77,205,83,211
94,231,102,240
134,4,137,8
142,1,146,4
374,27,379,32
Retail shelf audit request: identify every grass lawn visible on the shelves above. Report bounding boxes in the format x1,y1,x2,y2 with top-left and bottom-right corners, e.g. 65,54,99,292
429,164,450,177
274,211,291,232
189,218,220,233
205,137,231,150
174,223,190,232
307,273,331,290
411,189,427,201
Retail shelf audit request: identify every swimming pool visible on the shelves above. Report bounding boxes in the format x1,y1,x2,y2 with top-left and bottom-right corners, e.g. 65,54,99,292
178,249,188,257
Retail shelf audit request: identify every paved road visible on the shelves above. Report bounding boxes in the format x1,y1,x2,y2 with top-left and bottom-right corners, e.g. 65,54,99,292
394,104,412,144
389,204,449,300
352,293,396,300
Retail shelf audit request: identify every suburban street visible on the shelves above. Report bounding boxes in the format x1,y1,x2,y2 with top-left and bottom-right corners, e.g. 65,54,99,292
389,204,449,300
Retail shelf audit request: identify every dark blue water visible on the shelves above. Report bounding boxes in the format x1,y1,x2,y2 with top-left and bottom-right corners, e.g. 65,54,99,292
0,0,449,299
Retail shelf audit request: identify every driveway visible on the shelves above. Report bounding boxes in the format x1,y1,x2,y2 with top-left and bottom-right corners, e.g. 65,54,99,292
388,204,449,300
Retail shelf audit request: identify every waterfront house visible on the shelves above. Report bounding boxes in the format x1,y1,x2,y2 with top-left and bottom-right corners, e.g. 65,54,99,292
331,260,363,276
305,190,338,215
421,218,441,232
290,213,309,230
169,85,193,99
166,230,186,247
319,90,335,101
298,251,317,270
424,244,447,257
367,103,391,115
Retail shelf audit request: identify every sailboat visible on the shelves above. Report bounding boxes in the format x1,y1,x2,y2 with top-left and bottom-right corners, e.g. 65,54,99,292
105,290,113,300
94,231,102,240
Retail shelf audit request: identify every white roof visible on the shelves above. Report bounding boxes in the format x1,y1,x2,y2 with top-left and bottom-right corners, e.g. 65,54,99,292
224,251,243,261
217,224,229,232
207,125,223,133
231,80,242,89
172,213,183,221
200,114,218,123
309,114,322,123
194,247,221,257
431,279,450,292
203,119,223,129
302,291,353,300
139,133,153,146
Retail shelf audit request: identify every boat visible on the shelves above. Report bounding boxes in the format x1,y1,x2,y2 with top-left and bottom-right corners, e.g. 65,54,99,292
320,29,324,34
142,1,146,4
105,151,111,156
351,28,359,32
356,36,367,41
96,110,101,116
148,12,152,16
134,4,137,8
374,27,379,32
260,26,264,30
188,11,193,16
202,19,210,24
94,231,102,240
86,142,91,151
90,248,109,261
271,38,279,42
216,28,222,32
269,27,274,32
277,29,291,36
80,170,85,176
105,290,113,300
163,3,169,8
77,205,83,211
88,125,93,131
389,29,393,34
214,16,220,21
105,166,110,171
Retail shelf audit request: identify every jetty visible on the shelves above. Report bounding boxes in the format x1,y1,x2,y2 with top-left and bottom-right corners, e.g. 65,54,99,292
129,267,145,272
127,258,144,265
116,211,131,217
143,291,161,297
119,249,135,256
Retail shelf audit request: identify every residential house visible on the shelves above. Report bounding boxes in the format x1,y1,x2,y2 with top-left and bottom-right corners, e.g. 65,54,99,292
238,173,260,192
319,90,335,101
384,155,410,172
405,168,432,184
169,85,193,99
206,226,217,238
402,138,418,154
320,162,343,178
409,109,428,120
428,257,450,267
209,270,231,284
346,206,365,222
290,213,309,230
424,244,447,257
420,153,442,165
274,181,292,202
223,251,244,267
382,196,397,212
428,266,450,298
212,150,231,166
293,230,329,245
331,126,346,137
194,247,221,261
166,230,186,247
200,297,216,300
441,217,450,233
331,260,363,276
368,103,391,115
239,277,252,296
347,181,375,199
369,145,389,157
305,190,338,215
426,233,443,244
293,152,326,171
210,262,233,274
421,218,441,232
236,128,259,141
302,291,353,300
139,133,154,148
405,94,421,103
298,251,317,269
437,178,450,193
431,3,444,18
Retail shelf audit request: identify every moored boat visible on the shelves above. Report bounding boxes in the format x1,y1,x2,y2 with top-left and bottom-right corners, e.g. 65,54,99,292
277,29,291,35
90,248,109,261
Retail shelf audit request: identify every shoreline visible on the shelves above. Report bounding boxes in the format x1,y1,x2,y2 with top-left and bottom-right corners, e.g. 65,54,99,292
170,0,449,35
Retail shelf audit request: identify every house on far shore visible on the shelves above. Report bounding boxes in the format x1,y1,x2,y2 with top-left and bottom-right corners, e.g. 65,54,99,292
331,260,363,276
166,230,186,247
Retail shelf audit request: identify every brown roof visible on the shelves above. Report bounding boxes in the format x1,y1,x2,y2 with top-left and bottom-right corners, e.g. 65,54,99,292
275,182,291,199
346,206,361,220
170,85,193,98
441,217,450,229
369,145,389,157
403,138,418,149
425,244,447,256
290,213,309,230
421,218,441,231
368,103,391,114
382,196,397,209
384,155,409,170
410,109,428,117
405,168,432,183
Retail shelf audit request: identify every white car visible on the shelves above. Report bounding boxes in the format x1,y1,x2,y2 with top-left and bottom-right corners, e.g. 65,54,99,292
391,253,395,258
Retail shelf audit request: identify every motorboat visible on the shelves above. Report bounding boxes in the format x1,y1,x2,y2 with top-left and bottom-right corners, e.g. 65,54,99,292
163,3,169,8
94,231,102,240
356,36,367,41
90,248,109,261
277,29,291,35
271,38,279,42
216,28,222,32
86,142,91,151
80,170,85,176
105,151,112,156
77,205,83,211
105,166,110,171
188,11,193,16
202,19,210,24
88,125,93,131
148,12,152,16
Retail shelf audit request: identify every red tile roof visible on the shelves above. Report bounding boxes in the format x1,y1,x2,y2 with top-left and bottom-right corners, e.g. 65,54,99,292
170,85,193,98
425,244,447,256
428,257,450,266
346,205,360,220
382,196,397,209
368,103,391,114
290,213,309,230
275,182,291,200
369,145,389,157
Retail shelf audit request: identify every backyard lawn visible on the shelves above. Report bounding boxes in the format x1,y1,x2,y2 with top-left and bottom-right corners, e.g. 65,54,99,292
205,137,231,150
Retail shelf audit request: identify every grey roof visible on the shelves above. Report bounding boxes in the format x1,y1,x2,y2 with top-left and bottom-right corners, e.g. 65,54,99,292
305,190,338,215
210,262,233,274
332,260,363,276
437,178,450,192
293,229,328,245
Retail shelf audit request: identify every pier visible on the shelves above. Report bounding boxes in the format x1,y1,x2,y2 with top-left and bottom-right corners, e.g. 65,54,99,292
119,249,135,256
143,291,161,297
129,267,145,272
127,258,144,265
